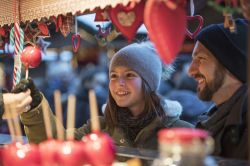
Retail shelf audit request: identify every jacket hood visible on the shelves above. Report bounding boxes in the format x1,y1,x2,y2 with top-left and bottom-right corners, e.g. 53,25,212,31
162,99,183,118
101,99,183,118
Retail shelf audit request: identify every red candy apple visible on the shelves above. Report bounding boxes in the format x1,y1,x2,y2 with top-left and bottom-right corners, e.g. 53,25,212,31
2,142,41,166
57,140,87,166
82,131,116,166
21,46,42,68
39,139,62,166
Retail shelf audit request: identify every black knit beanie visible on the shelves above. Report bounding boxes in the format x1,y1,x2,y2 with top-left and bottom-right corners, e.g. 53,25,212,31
109,42,162,91
196,18,248,83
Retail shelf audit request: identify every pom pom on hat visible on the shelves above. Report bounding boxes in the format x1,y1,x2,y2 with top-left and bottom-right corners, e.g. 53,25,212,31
196,18,248,83
109,42,162,91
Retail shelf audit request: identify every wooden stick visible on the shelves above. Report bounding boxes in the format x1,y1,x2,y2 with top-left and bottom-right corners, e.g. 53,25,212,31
5,104,15,142
41,100,53,139
66,95,76,140
25,67,29,79
88,90,100,132
10,105,23,143
54,90,64,140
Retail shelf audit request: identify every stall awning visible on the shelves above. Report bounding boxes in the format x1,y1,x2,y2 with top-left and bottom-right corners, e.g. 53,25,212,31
0,0,136,26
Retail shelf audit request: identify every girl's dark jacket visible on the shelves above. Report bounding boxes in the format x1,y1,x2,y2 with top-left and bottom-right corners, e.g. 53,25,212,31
20,94,193,150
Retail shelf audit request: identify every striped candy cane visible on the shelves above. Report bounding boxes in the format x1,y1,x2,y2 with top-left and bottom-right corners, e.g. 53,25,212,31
10,22,24,88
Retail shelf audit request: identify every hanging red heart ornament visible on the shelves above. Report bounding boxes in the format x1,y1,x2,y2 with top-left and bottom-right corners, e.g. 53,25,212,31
94,8,110,22
144,0,187,64
38,23,49,36
186,15,204,40
0,27,6,37
72,34,81,53
109,1,145,41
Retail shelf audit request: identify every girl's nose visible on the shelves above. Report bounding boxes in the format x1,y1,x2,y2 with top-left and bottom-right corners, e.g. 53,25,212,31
118,77,125,86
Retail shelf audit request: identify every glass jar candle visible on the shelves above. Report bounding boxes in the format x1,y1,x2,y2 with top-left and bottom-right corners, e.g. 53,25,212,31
153,128,215,166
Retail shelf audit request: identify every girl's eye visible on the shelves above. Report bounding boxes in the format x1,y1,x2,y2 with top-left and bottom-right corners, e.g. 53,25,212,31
109,73,117,79
126,72,136,78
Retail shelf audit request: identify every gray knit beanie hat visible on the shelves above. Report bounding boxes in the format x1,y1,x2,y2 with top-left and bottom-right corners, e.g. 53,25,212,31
109,42,162,91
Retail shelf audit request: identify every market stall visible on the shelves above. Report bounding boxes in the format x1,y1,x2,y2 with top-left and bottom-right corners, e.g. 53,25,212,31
0,0,249,165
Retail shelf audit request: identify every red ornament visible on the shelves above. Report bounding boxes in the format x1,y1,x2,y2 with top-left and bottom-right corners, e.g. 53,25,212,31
144,0,187,64
109,1,145,41
21,46,42,68
38,23,49,36
82,131,115,166
94,8,110,21
0,27,6,37
72,34,81,53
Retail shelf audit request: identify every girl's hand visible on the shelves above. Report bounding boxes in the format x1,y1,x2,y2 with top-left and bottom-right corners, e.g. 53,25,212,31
2,90,32,119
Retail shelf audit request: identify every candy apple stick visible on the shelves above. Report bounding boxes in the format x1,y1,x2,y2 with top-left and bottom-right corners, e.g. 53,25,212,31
54,90,64,140
66,95,76,140
41,100,53,139
25,66,29,79
5,104,15,141
88,90,100,132
11,107,23,143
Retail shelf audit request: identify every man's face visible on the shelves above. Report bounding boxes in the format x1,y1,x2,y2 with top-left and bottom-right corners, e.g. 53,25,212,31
188,42,226,101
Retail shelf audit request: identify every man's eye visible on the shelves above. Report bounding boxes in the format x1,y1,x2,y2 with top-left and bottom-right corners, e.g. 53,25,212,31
198,57,206,60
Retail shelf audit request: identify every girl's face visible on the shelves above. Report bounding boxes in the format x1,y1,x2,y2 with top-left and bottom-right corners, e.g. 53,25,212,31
109,66,145,116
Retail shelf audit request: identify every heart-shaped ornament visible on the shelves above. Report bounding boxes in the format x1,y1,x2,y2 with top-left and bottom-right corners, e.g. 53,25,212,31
94,8,109,21
144,0,187,64
109,1,145,41
186,15,204,39
38,23,49,36
0,27,6,37
72,34,81,53
60,14,73,37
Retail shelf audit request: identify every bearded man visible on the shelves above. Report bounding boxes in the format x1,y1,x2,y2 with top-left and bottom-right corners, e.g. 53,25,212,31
188,18,248,160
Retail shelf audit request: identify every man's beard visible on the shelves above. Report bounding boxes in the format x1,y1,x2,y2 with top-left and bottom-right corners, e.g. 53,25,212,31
197,69,225,101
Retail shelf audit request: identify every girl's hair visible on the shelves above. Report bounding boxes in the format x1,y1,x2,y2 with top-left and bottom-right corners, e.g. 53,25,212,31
104,79,166,133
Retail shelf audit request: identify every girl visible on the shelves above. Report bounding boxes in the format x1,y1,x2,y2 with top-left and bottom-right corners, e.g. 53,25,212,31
18,42,193,150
